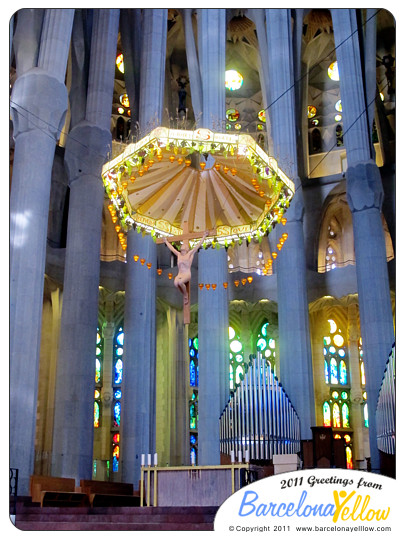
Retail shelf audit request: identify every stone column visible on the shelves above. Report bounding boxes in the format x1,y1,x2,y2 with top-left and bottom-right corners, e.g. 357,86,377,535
121,229,157,486
9,9,74,495
120,10,166,485
197,8,226,130
182,9,203,120
198,247,229,465
332,9,395,471
193,8,228,465
52,9,119,482
347,303,366,467
264,8,315,439
138,9,168,132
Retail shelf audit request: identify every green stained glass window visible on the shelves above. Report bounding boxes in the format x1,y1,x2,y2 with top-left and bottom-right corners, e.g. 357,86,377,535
257,338,266,351
189,335,199,387
229,326,246,390
261,323,268,336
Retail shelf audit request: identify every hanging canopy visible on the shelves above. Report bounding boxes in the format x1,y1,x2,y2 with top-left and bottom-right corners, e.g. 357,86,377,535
102,127,294,246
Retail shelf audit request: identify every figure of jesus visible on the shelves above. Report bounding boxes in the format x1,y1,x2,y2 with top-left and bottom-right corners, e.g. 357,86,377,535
164,232,208,305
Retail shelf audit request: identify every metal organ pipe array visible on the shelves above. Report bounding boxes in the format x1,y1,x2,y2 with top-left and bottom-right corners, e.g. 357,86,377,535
376,343,396,455
219,353,301,460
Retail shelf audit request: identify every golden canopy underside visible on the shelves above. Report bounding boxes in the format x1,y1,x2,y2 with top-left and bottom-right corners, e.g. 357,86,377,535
102,127,294,242
126,155,279,234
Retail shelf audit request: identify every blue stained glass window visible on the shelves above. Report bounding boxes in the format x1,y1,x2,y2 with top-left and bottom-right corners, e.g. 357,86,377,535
190,447,197,464
114,389,122,399
116,347,123,356
329,346,336,354
114,401,121,426
324,359,329,384
338,349,345,357
330,358,338,384
196,366,199,386
114,359,123,384
190,348,195,357
190,359,196,387
190,434,196,445
116,330,124,346
339,360,347,385
188,338,192,347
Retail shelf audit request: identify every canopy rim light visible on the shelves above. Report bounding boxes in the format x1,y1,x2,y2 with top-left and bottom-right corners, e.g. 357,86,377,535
102,126,295,247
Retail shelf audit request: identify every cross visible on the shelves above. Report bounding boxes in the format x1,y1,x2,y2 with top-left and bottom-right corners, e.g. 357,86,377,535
155,221,217,245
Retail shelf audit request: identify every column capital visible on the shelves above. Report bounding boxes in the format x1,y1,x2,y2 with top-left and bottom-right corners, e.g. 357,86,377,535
346,160,384,213
64,121,112,184
10,68,68,140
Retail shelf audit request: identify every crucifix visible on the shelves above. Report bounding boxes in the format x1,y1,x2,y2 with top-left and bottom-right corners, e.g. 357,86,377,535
157,222,216,324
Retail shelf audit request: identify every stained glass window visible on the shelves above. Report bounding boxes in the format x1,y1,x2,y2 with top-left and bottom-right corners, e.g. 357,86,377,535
323,320,348,386
113,400,121,427
364,402,369,428
335,99,342,112
307,105,317,118
225,70,244,91
94,329,103,428
328,61,339,81
189,392,198,430
258,109,266,123
255,322,277,374
112,326,124,471
189,337,199,387
229,326,245,388
345,446,353,469
112,434,120,472
94,400,100,428
116,53,124,74
226,108,240,122
332,402,341,428
330,358,338,384
323,401,331,427
327,390,350,431
339,360,347,385
342,403,350,428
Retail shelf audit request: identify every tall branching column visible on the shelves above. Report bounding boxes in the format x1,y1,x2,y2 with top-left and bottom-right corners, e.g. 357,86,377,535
10,9,74,495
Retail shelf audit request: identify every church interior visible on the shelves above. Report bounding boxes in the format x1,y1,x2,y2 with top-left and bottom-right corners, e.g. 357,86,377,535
9,7,395,530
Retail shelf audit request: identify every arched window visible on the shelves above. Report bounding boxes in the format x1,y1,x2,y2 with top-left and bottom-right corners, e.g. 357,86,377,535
256,322,277,375
112,326,124,472
323,401,331,427
326,390,350,430
323,319,348,386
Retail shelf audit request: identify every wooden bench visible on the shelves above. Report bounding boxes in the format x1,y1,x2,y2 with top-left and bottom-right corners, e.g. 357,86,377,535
30,475,89,507
79,480,140,507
